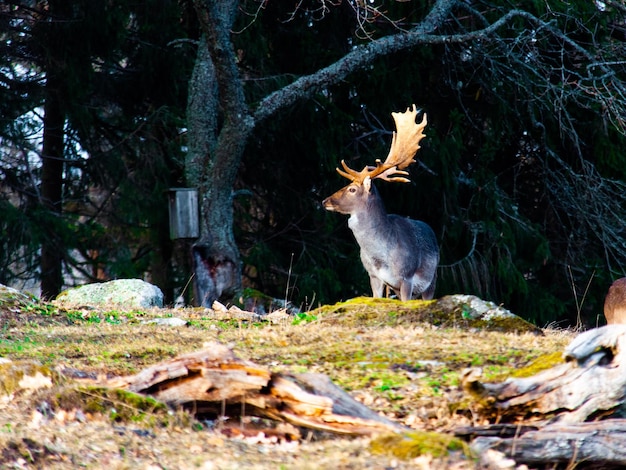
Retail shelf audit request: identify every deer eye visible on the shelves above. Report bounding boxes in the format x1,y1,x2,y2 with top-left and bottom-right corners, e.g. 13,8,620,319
348,187,357,193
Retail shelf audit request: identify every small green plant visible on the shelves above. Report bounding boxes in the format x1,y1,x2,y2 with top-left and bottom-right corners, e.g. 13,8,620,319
22,302,58,316
292,312,317,325
375,378,394,392
104,311,123,324
461,305,472,319
0,336,37,355
192,422,204,431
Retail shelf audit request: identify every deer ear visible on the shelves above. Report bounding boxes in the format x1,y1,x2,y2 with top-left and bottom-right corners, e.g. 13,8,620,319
363,176,372,193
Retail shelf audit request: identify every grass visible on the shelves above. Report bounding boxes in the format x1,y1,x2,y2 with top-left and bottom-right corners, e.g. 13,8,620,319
0,295,574,469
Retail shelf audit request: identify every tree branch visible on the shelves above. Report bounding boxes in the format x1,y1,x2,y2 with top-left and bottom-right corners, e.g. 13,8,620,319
253,7,594,125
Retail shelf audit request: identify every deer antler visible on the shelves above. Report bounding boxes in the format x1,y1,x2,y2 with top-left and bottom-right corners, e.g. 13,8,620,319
337,105,427,184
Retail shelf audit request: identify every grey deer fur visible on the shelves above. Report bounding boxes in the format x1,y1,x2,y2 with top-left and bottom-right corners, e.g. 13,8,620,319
323,105,439,301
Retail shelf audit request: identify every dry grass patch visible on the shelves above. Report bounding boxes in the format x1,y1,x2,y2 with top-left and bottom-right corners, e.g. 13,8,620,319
0,296,576,469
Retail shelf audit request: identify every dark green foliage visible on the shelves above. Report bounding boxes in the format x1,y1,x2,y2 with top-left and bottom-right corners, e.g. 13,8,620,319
0,1,194,302
3,0,626,325
230,0,626,326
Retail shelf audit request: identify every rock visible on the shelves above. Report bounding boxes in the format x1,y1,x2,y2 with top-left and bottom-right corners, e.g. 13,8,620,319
211,300,261,321
142,317,188,327
434,295,543,334
439,294,517,321
0,284,36,307
55,279,164,309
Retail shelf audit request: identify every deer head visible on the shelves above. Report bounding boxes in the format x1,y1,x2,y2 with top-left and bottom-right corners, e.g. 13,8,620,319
323,105,428,214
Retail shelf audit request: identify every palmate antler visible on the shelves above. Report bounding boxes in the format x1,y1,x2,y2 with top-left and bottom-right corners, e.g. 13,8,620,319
337,104,428,184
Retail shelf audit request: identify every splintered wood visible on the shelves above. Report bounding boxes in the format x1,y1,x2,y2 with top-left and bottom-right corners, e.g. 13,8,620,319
462,325,626,423
106,342,403,436
459,324,626,468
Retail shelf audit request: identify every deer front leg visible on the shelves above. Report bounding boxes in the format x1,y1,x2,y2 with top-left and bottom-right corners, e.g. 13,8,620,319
369,276,385,298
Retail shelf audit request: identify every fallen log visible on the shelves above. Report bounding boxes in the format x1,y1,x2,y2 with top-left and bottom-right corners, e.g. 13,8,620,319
469,420,626,468
462,325,626,424
104,342,404,437
457,325,626,468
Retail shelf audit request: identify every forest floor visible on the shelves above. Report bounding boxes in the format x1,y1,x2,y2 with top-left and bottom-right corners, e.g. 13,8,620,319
0,294,576,469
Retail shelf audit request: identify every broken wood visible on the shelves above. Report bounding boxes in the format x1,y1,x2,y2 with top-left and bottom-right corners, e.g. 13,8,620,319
457,325,626,468
468,420,626,468
462,324,626,423
103,342,404,437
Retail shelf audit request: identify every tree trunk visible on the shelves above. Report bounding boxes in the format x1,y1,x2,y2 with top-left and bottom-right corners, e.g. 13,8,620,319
188,1,255,305
185,31,246,306
40,72,65,299
465,421,626,468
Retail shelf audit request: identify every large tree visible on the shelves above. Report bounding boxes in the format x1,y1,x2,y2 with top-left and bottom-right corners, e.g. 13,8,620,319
187,0,626,321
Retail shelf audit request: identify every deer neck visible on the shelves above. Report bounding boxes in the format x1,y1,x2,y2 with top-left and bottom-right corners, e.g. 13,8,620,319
347,190,390,241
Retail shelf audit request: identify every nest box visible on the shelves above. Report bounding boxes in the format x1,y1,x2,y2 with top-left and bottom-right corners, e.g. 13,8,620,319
168,188,199,239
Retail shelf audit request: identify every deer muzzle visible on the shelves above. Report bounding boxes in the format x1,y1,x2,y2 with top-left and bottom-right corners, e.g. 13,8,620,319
322,197,336,211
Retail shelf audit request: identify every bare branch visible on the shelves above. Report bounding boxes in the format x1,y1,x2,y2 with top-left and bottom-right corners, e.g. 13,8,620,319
254,4,626,139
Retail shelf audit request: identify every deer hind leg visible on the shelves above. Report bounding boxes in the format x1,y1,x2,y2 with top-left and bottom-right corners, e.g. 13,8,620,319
404,270,437,301
421,271,437,300
399,280,414,302
369,276,385,298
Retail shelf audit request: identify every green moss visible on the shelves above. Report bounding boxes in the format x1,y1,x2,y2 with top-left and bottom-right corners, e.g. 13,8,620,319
52,386,173,426
370,431,472,460
0,361,55,395
0,287,38,308
311,297,435,327
509,351,564,378
310,296,542,333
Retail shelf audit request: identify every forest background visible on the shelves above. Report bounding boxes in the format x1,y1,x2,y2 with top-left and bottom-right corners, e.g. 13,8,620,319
1,0,626,328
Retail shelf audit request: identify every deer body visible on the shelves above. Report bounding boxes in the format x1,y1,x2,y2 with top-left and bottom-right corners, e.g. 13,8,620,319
604,277,626,324
324,178,438,299
323,105,439,301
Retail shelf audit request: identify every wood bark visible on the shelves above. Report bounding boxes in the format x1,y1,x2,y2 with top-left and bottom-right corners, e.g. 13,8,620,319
462,325,626,424
104,342,404,437
463,421,626,468
40,42,66,300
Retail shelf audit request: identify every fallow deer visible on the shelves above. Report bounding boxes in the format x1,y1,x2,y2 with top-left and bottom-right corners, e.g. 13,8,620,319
323,105,439,301
604,277,626,324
